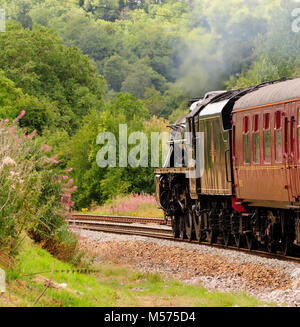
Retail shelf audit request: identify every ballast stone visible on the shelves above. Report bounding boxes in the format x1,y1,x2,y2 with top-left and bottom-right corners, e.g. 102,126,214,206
291,268,300,289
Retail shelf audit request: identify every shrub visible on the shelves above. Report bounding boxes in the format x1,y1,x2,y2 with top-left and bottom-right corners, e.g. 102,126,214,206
0,111,80,263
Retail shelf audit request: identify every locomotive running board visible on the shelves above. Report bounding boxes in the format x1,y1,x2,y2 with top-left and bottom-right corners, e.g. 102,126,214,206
155,168,190,174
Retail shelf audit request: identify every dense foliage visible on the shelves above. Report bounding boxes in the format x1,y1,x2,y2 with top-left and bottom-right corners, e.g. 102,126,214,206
0,0,281,118
227,0,300,88
68,93,168,207
0,113,79,261
0,21,105,133
0,0,300,212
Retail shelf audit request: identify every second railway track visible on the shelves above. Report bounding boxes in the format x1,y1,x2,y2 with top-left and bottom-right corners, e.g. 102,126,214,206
68,213,300,264
69,213,170,225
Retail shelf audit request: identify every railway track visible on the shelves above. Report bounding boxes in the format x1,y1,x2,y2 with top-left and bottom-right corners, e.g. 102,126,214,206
69,213,170,225
68,214,300,264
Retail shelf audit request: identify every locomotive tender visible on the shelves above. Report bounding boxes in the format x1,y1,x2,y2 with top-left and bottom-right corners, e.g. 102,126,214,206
155,78,300,255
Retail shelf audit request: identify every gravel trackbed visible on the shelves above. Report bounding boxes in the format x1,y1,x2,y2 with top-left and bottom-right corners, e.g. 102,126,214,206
76,229,300,306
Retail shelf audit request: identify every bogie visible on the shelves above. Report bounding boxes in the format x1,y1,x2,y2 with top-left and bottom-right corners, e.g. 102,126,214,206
163,191,296,256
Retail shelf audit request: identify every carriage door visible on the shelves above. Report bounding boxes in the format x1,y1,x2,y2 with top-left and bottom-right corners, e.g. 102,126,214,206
285,102,298,201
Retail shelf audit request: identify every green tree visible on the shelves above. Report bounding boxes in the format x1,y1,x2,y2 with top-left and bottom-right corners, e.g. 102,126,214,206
227,0,300,88
103,54,131,92
121,62,167,98
0,21,106,133
0,70,56,133
67,93,169,207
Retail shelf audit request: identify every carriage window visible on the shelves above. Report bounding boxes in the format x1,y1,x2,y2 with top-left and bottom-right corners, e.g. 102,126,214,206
275,111,283,163
298,108,300,160
253,115,260,163
284,117,288,155
232,125,236,158
263,113,271,163
291,116,295,155
243,116,250,164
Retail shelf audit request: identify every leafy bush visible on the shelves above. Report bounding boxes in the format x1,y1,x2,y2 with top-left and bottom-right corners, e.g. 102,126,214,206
0,111,80,262
67,94,168,208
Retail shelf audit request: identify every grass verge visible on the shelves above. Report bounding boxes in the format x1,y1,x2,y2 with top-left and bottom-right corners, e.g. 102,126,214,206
0,239,275,307
85,207,164,218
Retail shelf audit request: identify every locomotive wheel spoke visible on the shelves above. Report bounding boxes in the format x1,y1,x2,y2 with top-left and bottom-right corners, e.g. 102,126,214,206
159,191,169,212
282,237,292,256
246,233,255,250
193,214,201,242
223,232,231,247
221,207,231,247
180,215,187,240
234,234,243,248
206,230,216,244
193,209,206,242
185,210,194,241
267,241,275,253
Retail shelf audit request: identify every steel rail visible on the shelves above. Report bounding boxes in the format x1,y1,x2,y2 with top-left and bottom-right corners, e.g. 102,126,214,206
69,213,170,225
68,219,173,239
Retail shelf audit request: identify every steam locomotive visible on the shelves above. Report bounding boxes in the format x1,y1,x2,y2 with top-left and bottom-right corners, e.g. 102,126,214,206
155,78,300,255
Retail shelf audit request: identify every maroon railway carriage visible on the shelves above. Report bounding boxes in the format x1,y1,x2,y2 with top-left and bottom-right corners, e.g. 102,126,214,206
232,79,300,208
155,78,300,255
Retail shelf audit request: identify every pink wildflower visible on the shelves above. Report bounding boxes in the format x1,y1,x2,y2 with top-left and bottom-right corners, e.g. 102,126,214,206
65,186,78,193
28,129,37,139
49,154,59,164
41,144,52,153
19,110,26,118
65,179,74,187
14,110,26,122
